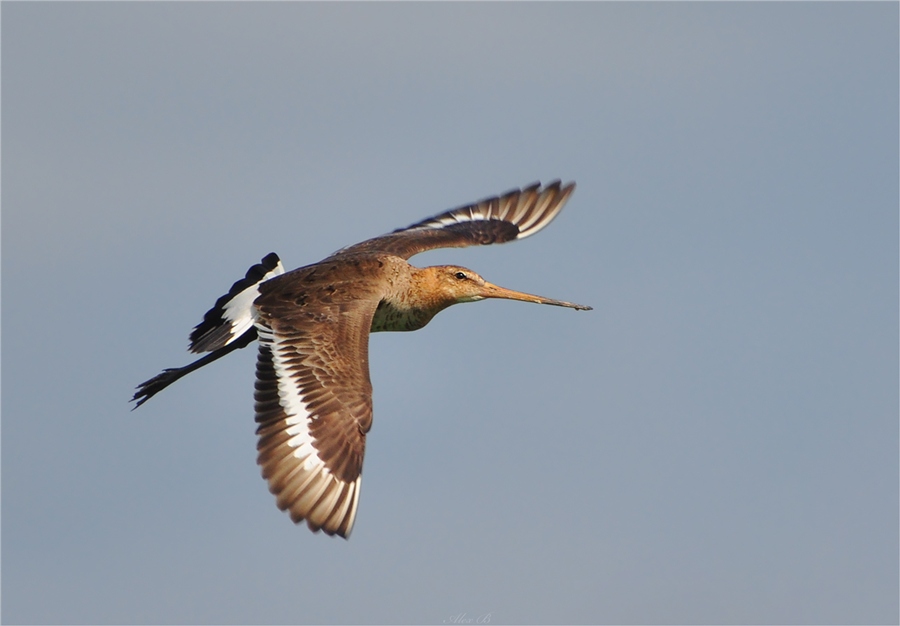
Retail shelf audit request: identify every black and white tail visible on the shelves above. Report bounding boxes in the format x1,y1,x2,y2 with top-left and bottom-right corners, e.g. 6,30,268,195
132,253,285,408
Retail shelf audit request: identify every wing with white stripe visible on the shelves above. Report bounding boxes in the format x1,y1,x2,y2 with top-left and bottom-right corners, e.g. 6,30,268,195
253,272,379,538
332,181,575,260
189,253,284,353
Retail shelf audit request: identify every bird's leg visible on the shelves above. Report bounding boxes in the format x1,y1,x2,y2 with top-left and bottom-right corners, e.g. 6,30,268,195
131,328,257,409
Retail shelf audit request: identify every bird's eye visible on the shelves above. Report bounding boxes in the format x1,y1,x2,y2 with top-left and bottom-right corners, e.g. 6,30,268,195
454,271,467,280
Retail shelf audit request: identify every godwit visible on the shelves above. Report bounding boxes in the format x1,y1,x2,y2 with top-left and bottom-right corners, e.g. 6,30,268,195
133,181,591,538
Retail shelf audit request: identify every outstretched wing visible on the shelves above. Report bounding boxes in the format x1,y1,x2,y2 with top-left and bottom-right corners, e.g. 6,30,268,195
332,180,575,260
252,265,383,538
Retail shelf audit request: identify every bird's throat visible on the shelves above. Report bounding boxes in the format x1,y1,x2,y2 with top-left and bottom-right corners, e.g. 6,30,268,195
370,299,443,332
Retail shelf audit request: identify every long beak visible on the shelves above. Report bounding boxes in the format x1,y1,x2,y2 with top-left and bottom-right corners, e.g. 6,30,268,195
481,282,592,311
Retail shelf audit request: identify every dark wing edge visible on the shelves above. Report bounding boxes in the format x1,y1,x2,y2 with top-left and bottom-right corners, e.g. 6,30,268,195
331,180,576,260
189,253,284,353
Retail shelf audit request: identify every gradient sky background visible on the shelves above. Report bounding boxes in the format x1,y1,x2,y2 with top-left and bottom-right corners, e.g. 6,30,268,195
2,3,897,624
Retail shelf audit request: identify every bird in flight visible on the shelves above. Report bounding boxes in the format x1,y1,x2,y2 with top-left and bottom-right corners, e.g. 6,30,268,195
133,181,591,538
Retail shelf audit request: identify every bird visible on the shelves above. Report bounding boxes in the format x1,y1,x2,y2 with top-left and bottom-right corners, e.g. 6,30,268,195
132,180,591,538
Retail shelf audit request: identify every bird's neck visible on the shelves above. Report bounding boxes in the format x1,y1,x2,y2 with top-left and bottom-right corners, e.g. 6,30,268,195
370,267,455,333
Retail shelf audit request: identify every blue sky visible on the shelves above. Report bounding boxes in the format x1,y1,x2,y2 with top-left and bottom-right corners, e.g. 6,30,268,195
2,3,897,624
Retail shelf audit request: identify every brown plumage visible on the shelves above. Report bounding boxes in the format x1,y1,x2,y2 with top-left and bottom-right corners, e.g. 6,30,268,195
133,180,591,538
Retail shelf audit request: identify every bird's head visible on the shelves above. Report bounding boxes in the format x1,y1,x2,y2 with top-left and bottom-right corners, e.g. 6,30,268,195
418,265,592,311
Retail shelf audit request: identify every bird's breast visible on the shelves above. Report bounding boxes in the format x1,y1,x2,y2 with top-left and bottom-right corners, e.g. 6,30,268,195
370,299,436,333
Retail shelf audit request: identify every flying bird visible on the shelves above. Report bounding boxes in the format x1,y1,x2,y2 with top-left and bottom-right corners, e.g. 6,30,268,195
133,181,591,538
